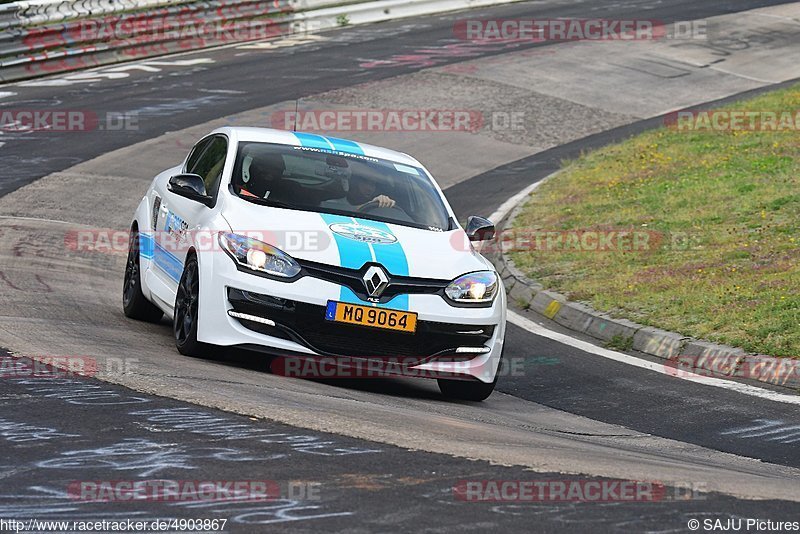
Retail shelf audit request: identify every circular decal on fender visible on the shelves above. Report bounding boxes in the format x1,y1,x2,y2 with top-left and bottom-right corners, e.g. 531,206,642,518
329,223,397,244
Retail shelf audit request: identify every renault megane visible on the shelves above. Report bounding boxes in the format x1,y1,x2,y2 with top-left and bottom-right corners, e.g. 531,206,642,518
123,127,506,400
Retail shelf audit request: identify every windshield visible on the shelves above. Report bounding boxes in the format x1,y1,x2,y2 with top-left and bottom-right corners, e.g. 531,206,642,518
230,142,452,231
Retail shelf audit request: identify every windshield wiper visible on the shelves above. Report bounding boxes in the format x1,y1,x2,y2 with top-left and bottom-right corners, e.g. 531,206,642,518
237,194,294,210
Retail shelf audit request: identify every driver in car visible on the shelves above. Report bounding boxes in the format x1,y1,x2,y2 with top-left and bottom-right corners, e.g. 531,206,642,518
321,174,396,211
239,154,295,201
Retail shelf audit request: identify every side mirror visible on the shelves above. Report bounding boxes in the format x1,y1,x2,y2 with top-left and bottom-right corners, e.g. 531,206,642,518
465,216,495,241
168,174,212,207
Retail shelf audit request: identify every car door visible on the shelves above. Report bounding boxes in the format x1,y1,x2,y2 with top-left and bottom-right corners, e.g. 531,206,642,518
150,135,228,306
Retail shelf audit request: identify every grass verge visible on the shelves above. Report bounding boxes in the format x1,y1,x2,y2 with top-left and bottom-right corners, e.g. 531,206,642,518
510,83,800,357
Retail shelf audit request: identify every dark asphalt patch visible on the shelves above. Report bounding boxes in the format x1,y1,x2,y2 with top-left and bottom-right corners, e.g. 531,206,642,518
498,321,800,469
1,351,798,533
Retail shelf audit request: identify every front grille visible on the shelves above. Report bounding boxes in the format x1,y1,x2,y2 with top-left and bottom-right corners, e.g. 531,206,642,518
228,288,494,365
298,259,449,304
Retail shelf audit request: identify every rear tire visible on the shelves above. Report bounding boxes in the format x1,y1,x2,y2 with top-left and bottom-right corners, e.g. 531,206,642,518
174,255,209,356
123,229,163,323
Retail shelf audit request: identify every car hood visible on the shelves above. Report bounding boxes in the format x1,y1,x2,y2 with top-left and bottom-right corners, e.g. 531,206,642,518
220,196,490,280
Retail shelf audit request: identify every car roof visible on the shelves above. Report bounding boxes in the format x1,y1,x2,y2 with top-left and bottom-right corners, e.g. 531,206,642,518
212,126,423,168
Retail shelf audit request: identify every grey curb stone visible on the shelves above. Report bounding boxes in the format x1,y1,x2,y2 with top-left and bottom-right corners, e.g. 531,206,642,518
682,340,746,360
505,257,537,288
501,276,516,296
632,327,688,360
508,281,535,310
736,355,800,389
551,301,595,334
498,262,518,294
492,183,798,393
585,316,641,344
680,341,745,378
529,290,565,318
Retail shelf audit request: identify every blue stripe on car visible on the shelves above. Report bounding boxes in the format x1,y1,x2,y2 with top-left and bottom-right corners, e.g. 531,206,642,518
293,131,365,156
325,136,365,155
292,132,334,150
359,219,409,310
321,214,411,311
154,242,183,282
295,131,411,311
320,213,371,304
139,232,154,259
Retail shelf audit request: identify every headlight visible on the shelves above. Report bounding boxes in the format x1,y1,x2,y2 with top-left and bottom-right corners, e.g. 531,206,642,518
218,232,301,279
445,271,498,304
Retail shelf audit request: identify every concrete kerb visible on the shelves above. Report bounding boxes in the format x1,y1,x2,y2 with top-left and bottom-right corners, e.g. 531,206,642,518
738,355,800,389
489,173,800,390
632,327,688,360
681,340,746,377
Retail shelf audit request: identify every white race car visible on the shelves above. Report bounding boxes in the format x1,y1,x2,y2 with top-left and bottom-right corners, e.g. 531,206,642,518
124,127,506,400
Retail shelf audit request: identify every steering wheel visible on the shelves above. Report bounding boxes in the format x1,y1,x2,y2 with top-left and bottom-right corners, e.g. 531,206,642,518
357,200,412,221
357,199,381,212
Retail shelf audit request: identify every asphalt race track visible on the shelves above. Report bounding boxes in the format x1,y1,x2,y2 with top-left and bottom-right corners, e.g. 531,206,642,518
1,0,799,532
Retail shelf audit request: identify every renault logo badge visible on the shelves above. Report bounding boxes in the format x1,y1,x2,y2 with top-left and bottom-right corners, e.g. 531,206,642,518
363,265,389,297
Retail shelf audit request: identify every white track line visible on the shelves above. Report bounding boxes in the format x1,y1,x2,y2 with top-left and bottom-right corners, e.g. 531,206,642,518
0,215,92,227
508,311,800,405
488,171,555,224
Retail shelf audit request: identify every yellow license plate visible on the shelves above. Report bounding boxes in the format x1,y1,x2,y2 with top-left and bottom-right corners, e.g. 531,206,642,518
325,301,417,333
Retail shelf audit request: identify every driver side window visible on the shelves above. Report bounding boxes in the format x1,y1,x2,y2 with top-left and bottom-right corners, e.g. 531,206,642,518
185,138,211,174
187,136,228,198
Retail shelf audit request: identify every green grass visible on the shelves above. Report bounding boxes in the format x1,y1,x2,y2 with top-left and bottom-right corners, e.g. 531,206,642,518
510,84,800,357
606,334,634,352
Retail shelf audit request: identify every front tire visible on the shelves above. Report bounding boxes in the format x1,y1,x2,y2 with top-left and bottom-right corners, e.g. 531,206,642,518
437,377,497,401
123,229,163,323
437,351,503,402
174,255,208,356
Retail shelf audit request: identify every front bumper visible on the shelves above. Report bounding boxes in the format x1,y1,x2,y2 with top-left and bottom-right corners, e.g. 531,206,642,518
196,249,506,382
